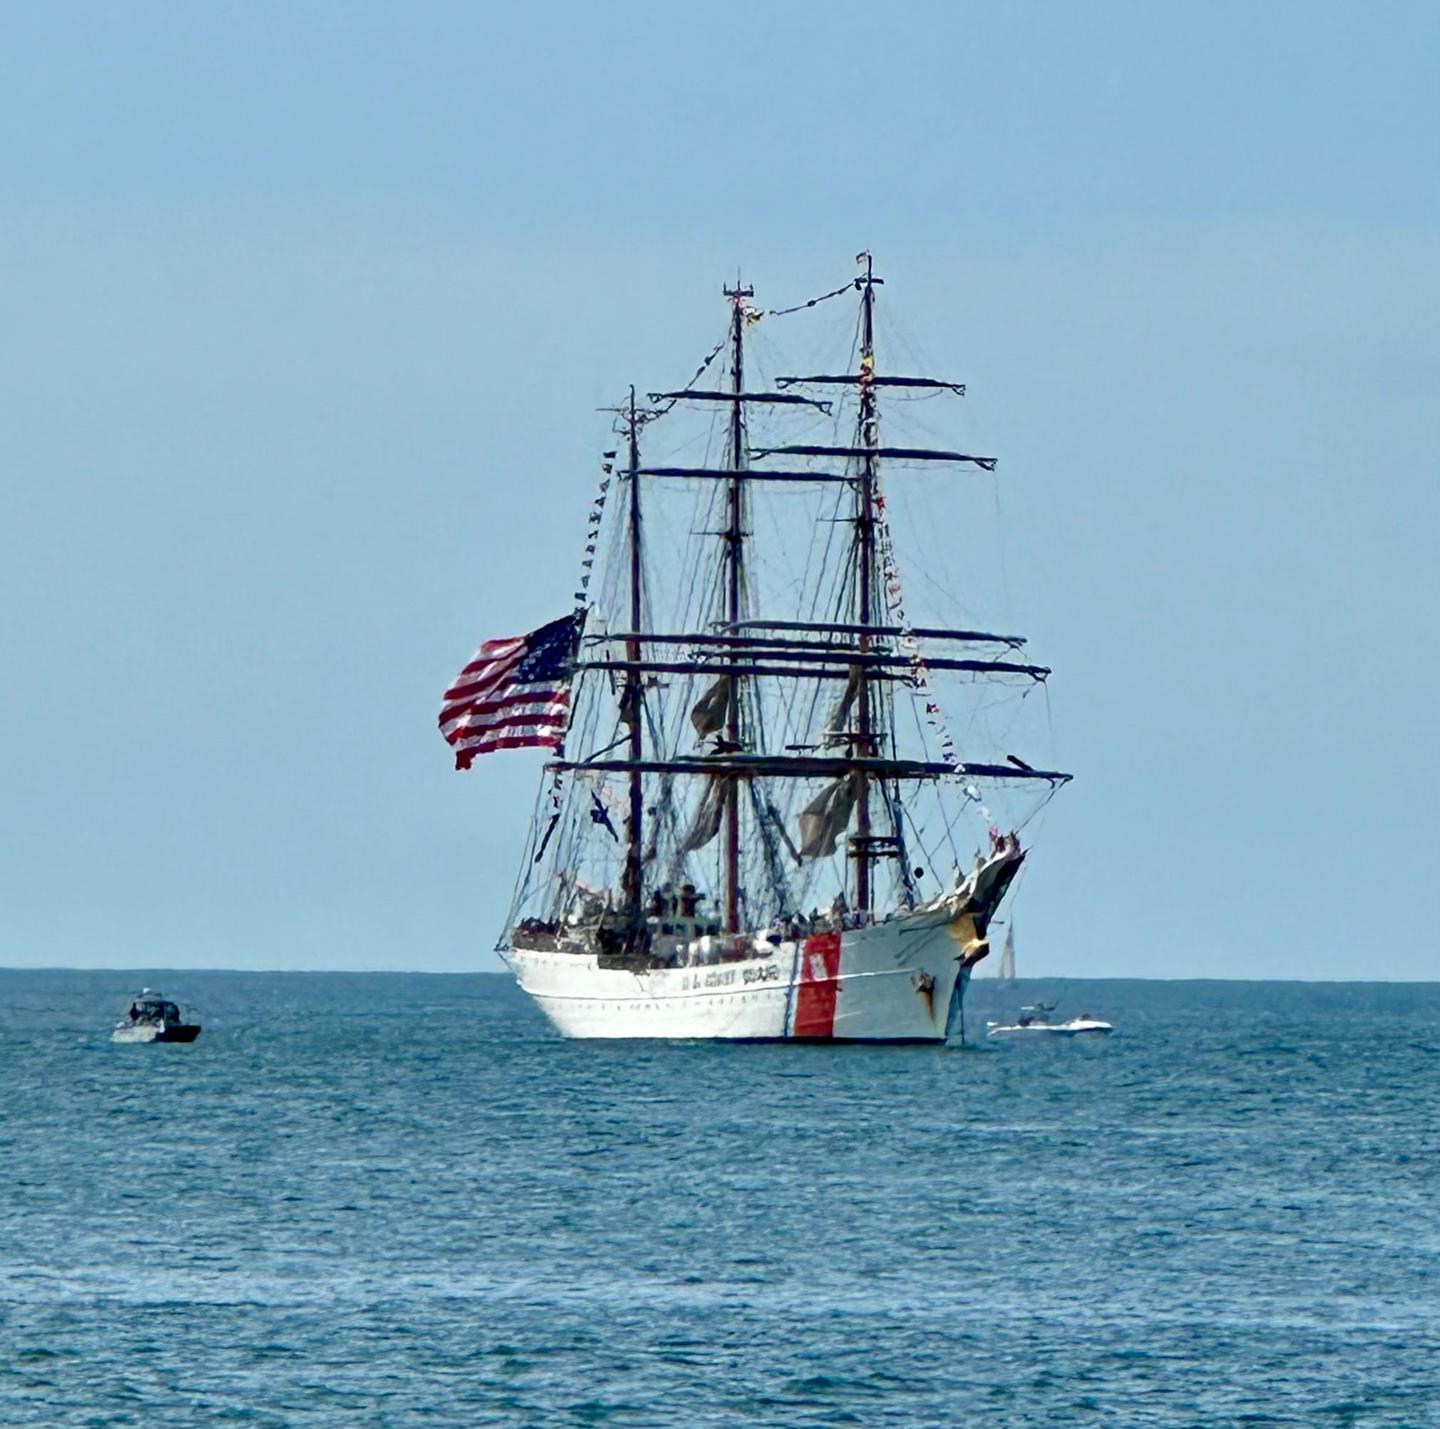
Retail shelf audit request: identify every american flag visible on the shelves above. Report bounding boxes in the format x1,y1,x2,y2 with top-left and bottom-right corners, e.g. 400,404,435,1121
439,613,580,769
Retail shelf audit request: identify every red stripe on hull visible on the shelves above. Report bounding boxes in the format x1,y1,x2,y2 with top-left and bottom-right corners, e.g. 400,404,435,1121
791,931,841,1038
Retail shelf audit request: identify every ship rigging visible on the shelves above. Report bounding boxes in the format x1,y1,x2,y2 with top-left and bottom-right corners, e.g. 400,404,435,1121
442,254,1071,1041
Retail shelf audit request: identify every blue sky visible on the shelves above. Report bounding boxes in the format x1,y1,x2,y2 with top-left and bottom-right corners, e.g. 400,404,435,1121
1,1,1435,977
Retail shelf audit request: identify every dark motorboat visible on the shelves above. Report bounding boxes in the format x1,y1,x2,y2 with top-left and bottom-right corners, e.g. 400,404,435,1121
112,988,202,1043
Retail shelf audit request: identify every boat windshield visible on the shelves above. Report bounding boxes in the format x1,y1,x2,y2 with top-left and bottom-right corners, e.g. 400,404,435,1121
130,999,180,1021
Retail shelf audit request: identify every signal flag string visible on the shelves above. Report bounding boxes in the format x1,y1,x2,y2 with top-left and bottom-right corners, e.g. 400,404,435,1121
873,491,992,823
536,458,616,857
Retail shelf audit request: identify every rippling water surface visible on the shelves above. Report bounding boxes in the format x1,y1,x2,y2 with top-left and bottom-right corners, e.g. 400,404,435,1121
1,971,1436,1426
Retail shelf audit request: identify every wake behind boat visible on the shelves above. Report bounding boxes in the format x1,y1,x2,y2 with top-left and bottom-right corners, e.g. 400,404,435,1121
986,1002,1112,1038
112,989,202,1044
439,254,1071,1042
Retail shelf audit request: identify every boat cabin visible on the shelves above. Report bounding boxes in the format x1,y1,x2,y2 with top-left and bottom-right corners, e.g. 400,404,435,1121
126,993,180,1024
647,883,722,945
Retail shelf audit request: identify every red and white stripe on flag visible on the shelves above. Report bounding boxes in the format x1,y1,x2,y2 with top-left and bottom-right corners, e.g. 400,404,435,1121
438,615,577,769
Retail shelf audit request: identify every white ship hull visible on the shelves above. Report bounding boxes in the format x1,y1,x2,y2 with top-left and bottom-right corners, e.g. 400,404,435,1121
507,875,1005,1043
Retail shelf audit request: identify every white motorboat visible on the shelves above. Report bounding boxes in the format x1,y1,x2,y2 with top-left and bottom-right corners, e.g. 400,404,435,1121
986,1002,1112,1038
112,988,202,1044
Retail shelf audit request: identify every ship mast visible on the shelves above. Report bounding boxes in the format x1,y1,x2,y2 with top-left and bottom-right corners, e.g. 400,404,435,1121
722,281,752,932
621,387,644,932
853,253,881,918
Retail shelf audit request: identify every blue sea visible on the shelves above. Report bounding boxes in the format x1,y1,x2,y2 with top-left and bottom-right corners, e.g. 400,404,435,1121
1,971,1436,1426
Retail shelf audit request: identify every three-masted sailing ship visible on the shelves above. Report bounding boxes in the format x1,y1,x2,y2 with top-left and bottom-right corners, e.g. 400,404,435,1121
440,254,1070,1041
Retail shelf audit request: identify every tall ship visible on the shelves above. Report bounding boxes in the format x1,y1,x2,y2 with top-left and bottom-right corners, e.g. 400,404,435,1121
440,254,1070,1042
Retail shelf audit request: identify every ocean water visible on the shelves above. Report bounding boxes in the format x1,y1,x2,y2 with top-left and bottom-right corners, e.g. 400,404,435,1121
1,971,1436,1427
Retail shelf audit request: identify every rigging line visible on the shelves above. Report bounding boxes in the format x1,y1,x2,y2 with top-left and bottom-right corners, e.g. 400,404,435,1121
903,806,945,898
1043,668,1057,750
873,488,967,774
783,441,851,751
938,791,965,876
874,305,972,424
875,304,933,394
992,472,1014,629
792,504,836,739
921,805,953,893
668,418,728,662
648,771,684,872
800,469,852,743
661,482,730,775
582,724,632,764
763,277,857,320
653,431,728,767
746,779,792,917
1018,778,1064,831
503,773,553,932
905,691,964,874
875,781,911,905
648,334,729,420
738,555,779,776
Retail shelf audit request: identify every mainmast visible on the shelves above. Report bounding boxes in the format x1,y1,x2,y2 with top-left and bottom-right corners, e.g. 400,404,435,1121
621,387,644,930
853,254,881,918
722,281,753,932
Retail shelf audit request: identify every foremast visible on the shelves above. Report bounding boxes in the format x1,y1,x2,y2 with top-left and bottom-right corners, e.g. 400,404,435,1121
852,253,881,918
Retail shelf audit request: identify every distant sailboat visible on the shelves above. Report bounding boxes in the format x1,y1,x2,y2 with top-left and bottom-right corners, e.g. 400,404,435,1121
998,920,1016,981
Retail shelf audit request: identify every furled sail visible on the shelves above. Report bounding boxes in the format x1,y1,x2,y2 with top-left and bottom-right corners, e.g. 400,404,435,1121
679,779,725,853
823,670,861,745
797,776,857,859
690,676,731,738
